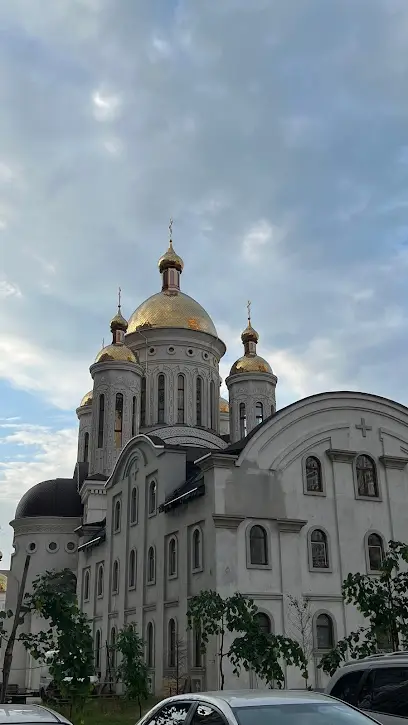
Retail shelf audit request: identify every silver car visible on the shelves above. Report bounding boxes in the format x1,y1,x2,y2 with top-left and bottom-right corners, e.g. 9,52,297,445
137,689,382,725
0,703,72,723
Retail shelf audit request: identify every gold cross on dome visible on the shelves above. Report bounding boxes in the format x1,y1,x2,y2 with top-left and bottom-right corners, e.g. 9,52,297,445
169,217,173,242
118,286,122,310
247,299,252,323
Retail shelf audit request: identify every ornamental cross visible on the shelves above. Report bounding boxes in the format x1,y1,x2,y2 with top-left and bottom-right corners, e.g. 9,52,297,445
355,417,372,437
118,286,122,309
169,217,173,242
247,299,251,323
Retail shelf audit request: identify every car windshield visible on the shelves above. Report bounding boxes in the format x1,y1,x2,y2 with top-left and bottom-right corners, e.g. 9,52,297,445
233,702,377,725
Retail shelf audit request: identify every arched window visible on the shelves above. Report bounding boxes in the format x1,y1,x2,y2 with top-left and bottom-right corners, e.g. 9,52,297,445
168,537,177,578
315,613,334,650
83,570,90,602
157,374,165,424
83,432,89,463
196,377,203,426
112,560,119,594
356,455,379,497
114,499,121,532
192,527,202,571
177,375,185,424
239,402,247,438
130,487,138,524
367,533,384,571
193,625,202,667
249,525,268,566
97,394,105,448
255,612,272,635
129,549,136,589
146,622,154,667
305,456,323,493
131,395,137,437
114,393,124,448
110,626,117,669
210,380,216,429
140,377,146,427
168,618,176,668
310,529,329,569
255,402,264,425
148,480,157,515
97,564,104,597
95,629,101,670
147,546,156,584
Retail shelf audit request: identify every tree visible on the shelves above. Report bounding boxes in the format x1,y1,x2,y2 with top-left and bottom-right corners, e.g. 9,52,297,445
187,590,308,689
319,540,408,676
286,595,314,687
18,569,94,716
0,555,31,703
116,623,149,718
165,636,188,695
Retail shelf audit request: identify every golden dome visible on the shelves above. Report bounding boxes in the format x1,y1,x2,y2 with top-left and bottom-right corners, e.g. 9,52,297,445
219,397,229,413
158,240,184,273
230,354,272,376
127,290,217,337
241,322,259,344
95,343,137,364
79,390,93,408
110,309,128,332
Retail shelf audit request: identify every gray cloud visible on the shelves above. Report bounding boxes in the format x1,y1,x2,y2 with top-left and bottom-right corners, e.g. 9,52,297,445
1,0,408,413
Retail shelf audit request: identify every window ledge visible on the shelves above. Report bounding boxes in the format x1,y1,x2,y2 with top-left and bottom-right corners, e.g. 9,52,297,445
304,490,326,497
355,495,382,502
246,562,272,570
309,566,333,574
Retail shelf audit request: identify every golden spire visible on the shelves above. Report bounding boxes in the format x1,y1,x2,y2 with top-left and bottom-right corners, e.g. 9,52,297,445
158,218,184,274
110,287,128,333
241,300,259,345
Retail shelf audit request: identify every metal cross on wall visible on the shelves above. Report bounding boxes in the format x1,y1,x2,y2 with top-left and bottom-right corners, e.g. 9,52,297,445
355,417,372,437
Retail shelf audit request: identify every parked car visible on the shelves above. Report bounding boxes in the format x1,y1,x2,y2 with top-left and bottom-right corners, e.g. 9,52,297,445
325,651,408,725
0,703,72,723
136,689,383,725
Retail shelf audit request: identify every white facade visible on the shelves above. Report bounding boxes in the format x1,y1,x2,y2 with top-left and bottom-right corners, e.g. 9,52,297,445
4,239,408,695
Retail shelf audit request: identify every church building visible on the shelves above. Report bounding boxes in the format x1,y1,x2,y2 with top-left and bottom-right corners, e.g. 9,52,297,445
5,234,408,694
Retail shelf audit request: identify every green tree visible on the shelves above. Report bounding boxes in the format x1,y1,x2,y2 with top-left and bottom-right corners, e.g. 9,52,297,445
116,623,149,718
319,540,408,676
18,569,94,717
187,590,307,689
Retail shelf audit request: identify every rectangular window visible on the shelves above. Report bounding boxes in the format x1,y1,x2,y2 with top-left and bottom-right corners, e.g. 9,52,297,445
114,393,123,448
177,375,185,424
158,374,165,424
97,394,105,448
131,396,137,437
140,377,146,427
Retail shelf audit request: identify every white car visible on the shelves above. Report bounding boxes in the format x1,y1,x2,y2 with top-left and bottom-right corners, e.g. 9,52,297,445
0,703,72,723
137,689,383,725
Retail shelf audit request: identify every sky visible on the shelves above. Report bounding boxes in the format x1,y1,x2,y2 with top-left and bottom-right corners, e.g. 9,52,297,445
1,0,408,563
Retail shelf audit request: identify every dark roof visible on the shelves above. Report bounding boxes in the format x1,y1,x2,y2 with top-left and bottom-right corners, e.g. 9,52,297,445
15,478,83,519
86,473,109,481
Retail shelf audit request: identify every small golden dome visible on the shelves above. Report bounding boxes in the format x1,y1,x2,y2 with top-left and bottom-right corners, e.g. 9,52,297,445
95,343,137,364
241,322,259,344
127,290,217,337
79,390,93,408
230,354,272,376
110,309,128,332
158,240,184,273
219,397,229,413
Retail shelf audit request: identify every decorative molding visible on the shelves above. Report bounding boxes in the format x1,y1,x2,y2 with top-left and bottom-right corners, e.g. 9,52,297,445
108,611,118,619
277,518,307,533
326,448,357,463
213,514,245,530
143,603,156,612
379,455,408,470
124,607,137,615
198,454,237,471
164,599,179,608
242,592,283,600
12,518,82,536
301,594,343,602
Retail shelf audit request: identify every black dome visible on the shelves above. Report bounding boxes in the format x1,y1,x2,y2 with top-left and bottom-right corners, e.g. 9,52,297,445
15,478,83,519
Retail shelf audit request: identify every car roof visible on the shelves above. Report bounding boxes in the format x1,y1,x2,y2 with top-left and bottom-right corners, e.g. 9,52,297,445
163,689,338,708
333,652,408,674
0,703,67,723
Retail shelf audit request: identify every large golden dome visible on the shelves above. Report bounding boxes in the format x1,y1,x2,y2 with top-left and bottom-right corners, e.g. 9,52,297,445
230,354,272,375
127,290,218,337
79,390,93,408
95,343,137,364
219,397,229,413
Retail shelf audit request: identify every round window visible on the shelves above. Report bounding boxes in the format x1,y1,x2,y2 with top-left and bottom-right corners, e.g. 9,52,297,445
48,541,58,552
148,347,156,355
27,542,37,553
187,348,194,356
66,541,76,552
167,346,175,355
